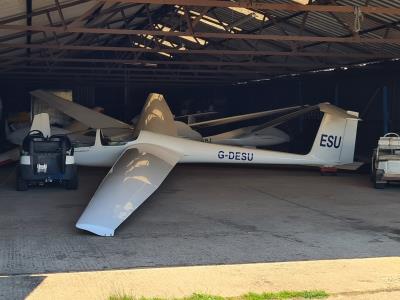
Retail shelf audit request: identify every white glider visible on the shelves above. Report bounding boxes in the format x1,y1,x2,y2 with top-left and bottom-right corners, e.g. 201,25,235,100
70,93,359,236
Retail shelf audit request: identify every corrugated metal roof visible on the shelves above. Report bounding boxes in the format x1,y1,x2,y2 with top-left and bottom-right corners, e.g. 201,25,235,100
0,0,399,84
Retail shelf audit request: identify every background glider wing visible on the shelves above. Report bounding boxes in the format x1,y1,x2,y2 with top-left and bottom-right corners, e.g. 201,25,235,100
190,106,302,129
76,144,181,236
30,90,130,129
250,103,359,134
175,111,218,123
250,105,319,133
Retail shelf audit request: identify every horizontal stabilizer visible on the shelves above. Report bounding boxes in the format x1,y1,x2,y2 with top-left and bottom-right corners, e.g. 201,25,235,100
318,103,360,119
31,113,51,137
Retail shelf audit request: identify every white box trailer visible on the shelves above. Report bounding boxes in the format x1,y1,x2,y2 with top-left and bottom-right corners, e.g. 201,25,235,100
371,133,400,189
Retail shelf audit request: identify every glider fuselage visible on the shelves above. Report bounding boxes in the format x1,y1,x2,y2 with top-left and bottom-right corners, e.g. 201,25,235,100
74,129,328,168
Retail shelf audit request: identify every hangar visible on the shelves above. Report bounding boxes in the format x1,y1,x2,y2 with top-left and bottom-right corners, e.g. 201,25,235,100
1,1,400,299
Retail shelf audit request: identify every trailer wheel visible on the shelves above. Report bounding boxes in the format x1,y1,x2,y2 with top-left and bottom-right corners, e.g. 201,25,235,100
65,178,77,190
16,169,28,191
65,167,78,190
374,181,386,189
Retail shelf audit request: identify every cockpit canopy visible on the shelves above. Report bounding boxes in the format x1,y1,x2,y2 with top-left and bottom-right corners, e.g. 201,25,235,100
68,128,136,148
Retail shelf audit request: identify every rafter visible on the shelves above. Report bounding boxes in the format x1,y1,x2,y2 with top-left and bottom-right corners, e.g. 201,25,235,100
0,78,226,86
0,56,314,68
0,42,395,59
3,25,400,44
0,64,278,75
100,1,400,15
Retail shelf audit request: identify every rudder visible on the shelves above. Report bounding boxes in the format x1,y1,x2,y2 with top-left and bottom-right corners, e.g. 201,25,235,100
134,93,177,137
30,113,51,137
308,104,359,165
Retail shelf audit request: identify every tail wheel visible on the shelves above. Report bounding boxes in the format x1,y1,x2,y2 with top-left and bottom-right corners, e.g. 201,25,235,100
374,169,385,189
374,181,386,189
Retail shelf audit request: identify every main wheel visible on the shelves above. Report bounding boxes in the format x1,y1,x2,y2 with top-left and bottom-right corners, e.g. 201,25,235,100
16,168,28,191
374,181,386,189
65,178,77,190
65,167,78,190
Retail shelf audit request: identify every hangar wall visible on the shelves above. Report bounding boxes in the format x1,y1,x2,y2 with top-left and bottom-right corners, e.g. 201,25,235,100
0,64,398,157
225,66,400,156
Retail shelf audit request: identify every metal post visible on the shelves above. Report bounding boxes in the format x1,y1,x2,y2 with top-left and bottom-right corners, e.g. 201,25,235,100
334,84,339,106
298,80,303,132
26,0,32,58
124,67,129,122
383,85,389,134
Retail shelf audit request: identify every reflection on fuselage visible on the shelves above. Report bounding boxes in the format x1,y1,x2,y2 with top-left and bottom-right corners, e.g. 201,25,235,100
124,175,151,185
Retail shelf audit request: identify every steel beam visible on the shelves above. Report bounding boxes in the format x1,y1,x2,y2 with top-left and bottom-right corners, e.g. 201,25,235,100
383,86,389,134
0,43,394,58
0,77,227,86
0,56,313,68
0,65,277,75
3,24,400,44
25,0,32,57
101,0,400,15
0,70,233,80
0,73,230,83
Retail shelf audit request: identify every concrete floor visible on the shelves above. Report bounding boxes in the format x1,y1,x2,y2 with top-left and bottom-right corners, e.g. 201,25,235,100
1,163,400,277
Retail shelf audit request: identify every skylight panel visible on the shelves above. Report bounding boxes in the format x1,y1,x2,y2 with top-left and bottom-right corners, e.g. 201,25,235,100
176,7,242,32
228,7,267,22
156,24,207,46
292,0,309,4
132,41,173,58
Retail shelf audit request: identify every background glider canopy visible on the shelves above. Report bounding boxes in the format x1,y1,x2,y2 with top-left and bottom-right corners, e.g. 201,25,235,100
30,90,131,129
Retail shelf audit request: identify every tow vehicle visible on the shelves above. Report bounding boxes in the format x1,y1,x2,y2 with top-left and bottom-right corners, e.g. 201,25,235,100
371,133,400,189
16,130,78,191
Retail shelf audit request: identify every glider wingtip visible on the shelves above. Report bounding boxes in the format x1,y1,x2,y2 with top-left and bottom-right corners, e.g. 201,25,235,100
76,223,115,237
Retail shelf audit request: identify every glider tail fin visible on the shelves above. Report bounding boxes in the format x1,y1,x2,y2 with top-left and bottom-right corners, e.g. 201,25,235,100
134,93,177,137
31,113,51,137
308,103,359,165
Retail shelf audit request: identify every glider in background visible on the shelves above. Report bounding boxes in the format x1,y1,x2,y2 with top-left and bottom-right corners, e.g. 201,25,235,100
31,90,301,148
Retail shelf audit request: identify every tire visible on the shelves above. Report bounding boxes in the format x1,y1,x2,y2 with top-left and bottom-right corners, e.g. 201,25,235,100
374,181,386,189
65,169,78,190
16,169,28,191
370,155,377,182
370,173,376,183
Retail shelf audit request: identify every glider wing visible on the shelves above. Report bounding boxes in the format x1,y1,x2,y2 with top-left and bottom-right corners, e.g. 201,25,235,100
76,144,181,236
